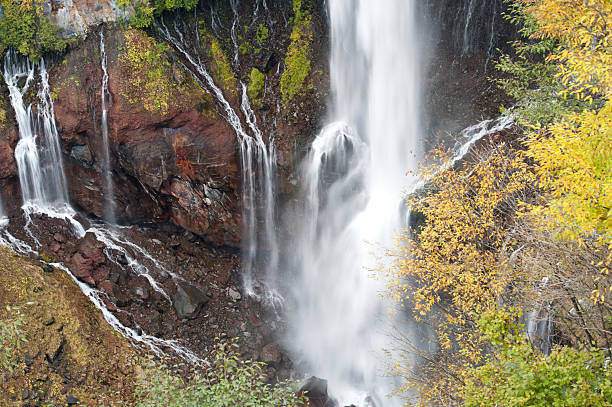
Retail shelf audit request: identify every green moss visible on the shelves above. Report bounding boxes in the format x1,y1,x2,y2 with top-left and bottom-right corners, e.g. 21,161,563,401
0,108,6,131
280,2,312,104
248,68,265,107
119,29,205,115
198,23,237,95
117,0,198,28
38,253,55,263
211,39,237,95
256,23,269,45
0,0,66,61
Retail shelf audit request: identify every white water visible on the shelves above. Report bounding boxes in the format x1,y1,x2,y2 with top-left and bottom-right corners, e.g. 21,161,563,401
4,51,71,213
0,196,7,226
2,50,198,362
3,50,84,236
285,1,423,405
158,20,280,300
100,30,116,223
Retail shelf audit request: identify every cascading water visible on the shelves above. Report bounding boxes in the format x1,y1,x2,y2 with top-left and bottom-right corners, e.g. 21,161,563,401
3,50,84,236
285,1,423,404
100,30,116,223
0,197,7,227
157,20,280,300
4,51,71,214
2,49,198,362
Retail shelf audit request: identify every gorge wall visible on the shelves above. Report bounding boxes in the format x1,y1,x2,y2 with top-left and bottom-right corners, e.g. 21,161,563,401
0,0,520,404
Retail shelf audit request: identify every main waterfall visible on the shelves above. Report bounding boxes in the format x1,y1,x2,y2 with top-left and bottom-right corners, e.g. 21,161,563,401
285,1,423,405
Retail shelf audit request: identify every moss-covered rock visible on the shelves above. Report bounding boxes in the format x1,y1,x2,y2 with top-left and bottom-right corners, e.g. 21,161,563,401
248,68,265,107
0,246,142,405
280,0,313,104
119,29,206,115
198,23,237,96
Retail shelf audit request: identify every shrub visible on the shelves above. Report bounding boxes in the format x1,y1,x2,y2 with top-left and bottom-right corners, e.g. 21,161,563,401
135,338,304,406
0,0,66,61
0,306,28,373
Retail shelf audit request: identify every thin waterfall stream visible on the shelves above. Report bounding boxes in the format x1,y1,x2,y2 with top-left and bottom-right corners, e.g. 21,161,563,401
1,50,201,362
100,29,116,224
157,19,280,301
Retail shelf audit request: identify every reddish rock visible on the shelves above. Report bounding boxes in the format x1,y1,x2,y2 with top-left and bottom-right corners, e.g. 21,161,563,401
70,232,106,285
0,140,17,179
70,253,95,285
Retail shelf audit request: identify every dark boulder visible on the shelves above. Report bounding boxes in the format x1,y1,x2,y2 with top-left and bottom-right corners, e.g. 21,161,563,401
173,282,209,319
299,376,338,407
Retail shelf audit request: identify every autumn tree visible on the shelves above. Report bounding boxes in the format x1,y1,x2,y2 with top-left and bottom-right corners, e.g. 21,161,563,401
385,1,612,405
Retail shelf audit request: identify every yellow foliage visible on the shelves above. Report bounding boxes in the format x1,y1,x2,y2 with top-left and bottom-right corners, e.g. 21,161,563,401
526,102,612,240
519,0,612,240
384,143,536,405
522,0,612,101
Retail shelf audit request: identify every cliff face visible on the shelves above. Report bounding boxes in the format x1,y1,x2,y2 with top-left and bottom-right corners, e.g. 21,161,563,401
0,0,329,248
0,0,513,248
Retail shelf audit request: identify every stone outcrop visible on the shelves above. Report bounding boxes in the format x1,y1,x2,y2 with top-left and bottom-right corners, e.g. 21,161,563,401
43,0,132,38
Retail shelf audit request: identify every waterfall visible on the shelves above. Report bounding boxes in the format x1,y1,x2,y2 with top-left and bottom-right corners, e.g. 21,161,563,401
3,50,84,236
100,30,116,223
285,1,422,405
157,20,279,300
0,196,7,226
1,49,198,363
4,51,70,212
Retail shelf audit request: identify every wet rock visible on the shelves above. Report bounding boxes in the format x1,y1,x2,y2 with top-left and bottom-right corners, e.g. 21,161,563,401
227,287,241,302
130,286,150,300
298,377,336,407
70,232,107,285
69,145,93,167
261,342,282,364
0,140,18,178
173,282,209,319
66,395,79,405
53,233,67,243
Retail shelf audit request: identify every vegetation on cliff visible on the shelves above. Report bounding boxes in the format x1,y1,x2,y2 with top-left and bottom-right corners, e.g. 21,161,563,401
280,0,313,104
198,23,237,96
119,29,208,115
0,0,66,61
248,68,265,107
135,339,304,406
0,247,140,405
385,0,612,405
117,0,198,28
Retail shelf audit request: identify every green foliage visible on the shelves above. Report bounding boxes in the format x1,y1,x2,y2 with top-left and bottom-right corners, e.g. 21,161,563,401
463,309,612,407
198,23,237,95
38,253,54,263
119,29,204,114
135,338,304,406
0,305,28,373
117,0,199,28
248,68,265,107
280,0,313,104
210,39,236,94
256,24,269,45
0,0,66,61
493,1,592,125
